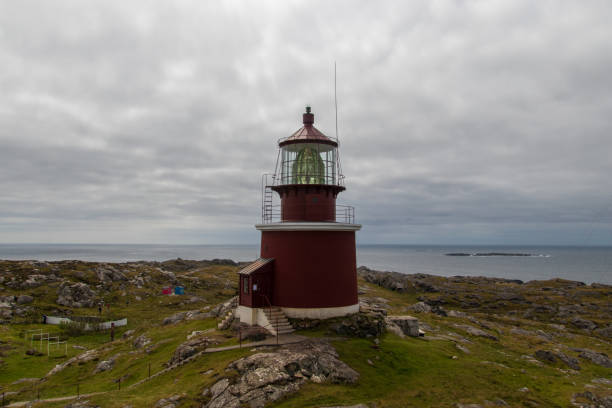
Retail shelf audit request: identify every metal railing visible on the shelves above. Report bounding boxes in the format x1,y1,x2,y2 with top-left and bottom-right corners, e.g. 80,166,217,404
261,174,355,224
261,204,355,224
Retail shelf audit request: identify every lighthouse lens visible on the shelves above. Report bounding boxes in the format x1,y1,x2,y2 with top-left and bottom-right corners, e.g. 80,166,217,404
292,147,325,184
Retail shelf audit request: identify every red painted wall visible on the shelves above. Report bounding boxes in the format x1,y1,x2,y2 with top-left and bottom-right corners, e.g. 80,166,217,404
272,185,338,222
239,263,274,308
260,230,358,308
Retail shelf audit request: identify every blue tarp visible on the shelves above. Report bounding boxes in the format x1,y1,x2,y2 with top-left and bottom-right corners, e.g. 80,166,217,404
174,286,185,295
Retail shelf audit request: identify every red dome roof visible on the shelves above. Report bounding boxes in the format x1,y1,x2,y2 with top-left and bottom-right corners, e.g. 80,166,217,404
278,108,338,147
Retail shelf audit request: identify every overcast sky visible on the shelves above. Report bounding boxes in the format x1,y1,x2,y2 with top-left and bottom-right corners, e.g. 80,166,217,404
1,0,611,245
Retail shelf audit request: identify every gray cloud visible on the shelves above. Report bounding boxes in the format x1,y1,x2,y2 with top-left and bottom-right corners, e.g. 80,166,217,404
1,0,611,244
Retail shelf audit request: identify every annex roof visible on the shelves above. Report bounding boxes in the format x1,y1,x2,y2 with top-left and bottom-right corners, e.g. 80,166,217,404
238,258,274,275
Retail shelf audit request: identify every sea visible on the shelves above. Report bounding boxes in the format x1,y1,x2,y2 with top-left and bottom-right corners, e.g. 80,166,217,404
0,244,610,285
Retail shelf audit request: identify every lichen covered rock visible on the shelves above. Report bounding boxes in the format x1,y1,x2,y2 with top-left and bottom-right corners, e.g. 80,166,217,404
56,282,96,308
205,340,358,408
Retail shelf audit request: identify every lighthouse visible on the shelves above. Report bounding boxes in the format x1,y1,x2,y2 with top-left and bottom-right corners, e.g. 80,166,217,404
237,107,361,334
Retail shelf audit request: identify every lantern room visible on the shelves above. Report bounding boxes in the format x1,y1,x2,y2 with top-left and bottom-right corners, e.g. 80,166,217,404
277,107,339,186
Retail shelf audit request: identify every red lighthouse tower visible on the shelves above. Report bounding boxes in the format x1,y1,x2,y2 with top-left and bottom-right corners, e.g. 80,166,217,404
237,107,361,332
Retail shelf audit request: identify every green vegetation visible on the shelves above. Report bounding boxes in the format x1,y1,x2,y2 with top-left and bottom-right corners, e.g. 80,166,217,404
0,259,610,407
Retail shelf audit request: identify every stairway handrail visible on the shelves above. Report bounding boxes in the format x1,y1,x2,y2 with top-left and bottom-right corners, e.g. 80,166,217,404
259,293,279,345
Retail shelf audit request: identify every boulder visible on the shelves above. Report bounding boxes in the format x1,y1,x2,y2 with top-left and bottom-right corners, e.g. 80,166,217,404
64,401,100,408
205,340,358,408
594,325,612,339
159,270,176,282
571,317,597,331
95,267,127,283
93,359,114,374
17,295,34,305
578,349,612,368
133,335,152,350
21,274,49,288
167,336,210,366
162,311,187,326
448,310,469,318
154,393,185,408
534,350,580,370
56,282,96,308
572,391,612,408
47,349,98,377
132,276,145,288
122,329,135,339
207,297,238,318
453,324,498,341
408,301,431,313
162,309,209,325
386,315,419,337
210,378,230,399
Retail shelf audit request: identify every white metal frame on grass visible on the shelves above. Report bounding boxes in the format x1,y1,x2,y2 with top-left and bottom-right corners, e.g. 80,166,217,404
46,336,67,356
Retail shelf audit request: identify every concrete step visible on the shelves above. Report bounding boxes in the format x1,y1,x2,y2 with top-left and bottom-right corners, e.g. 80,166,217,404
275,328,295,335
267,315,289,322
261,307,294,336
265,312,287,319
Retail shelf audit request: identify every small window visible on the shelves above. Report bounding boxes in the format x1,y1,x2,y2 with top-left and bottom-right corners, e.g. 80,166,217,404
243,277,249,294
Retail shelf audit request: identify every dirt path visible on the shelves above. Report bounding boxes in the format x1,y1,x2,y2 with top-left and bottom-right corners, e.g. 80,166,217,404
204,333,308,353
7,392,106,407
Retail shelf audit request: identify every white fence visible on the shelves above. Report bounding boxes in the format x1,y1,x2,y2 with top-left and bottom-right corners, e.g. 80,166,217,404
44,316,127,330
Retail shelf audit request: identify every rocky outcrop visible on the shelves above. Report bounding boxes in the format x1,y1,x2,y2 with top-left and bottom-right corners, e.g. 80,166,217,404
93,359,114,374
577,348,612,368
386,315,420,337
154,393,185,408
533,350,580,370
594,325,612,339
162,308,210,325
408,301,431,313
357,266,413,293
133,335,152,350
204,340,358,408
17,294,34,304
167,336,210,366
22,274,58,288
453,324,498,341
95,266,127,283
47,349,98,377
571,317,597,331
64,401,100,408
207,296,238,318
56,282,96,308
158,270,177,282
572,391,612,408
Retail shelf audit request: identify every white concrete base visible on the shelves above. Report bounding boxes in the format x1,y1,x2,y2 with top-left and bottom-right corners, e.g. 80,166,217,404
237,303,359,325
281,304,359,319
237,305,268,326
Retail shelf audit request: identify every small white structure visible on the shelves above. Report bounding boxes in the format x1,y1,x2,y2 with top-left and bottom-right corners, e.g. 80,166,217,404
44,316,127,330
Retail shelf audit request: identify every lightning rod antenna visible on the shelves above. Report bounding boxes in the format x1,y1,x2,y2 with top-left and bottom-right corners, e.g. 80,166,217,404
335,61,339,143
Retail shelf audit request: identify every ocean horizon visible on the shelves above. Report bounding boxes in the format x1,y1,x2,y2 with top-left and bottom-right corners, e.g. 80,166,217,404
1,243,610,285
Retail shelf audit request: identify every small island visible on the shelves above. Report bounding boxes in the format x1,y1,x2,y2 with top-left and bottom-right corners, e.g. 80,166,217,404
446,252,536,257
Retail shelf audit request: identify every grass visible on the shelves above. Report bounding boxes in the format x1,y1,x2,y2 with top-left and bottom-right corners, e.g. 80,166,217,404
1,261,611,407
